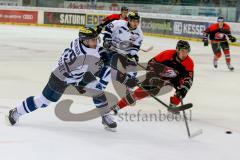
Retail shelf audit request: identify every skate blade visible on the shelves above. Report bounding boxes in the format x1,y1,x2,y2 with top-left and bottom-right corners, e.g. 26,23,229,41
109,110,118,116
103,125,117,132
4,114,13,126
0,110,11,126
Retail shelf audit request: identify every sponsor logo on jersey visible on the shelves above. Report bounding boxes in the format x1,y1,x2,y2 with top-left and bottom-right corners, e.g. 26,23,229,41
215,32,225,39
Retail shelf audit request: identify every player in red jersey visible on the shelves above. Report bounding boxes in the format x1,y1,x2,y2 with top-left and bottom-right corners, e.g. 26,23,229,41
96,6,129,34
111,40,194,113
203,16,236,71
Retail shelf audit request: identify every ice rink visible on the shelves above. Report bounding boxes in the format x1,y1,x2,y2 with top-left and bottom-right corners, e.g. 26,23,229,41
0,25,240,160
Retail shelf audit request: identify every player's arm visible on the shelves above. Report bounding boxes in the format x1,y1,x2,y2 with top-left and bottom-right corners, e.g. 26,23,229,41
224,24,237,42
102,21,117,49
127,32,143,63
202,27,210,46
145,53,179,85
170,68,194,108
96,14,117,34
96,16,110,34
176,70,194,99
101,15,115,27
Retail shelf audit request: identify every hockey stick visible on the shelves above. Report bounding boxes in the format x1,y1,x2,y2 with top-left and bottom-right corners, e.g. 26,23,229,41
140,46,154,52
181,100,203,138
103,38,153,53
136,82,192,112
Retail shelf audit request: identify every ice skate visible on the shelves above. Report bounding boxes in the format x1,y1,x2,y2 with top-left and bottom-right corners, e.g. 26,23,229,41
102,113,117,132
5,108,20,126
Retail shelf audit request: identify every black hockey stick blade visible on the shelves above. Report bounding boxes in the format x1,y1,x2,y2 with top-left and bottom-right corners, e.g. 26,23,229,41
169,103,193,112
178,103,193,111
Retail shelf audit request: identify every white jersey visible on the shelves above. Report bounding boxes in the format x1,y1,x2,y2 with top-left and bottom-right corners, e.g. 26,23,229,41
104,20,143,56
52,38,101,84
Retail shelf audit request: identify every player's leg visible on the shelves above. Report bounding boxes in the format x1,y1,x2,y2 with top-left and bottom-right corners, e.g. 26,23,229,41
221,41,234,71
92,90,117,130
98,66,111,90
114,59,170,112
6,74,67,125
125,60,138,105
114,75,163,113
211,42,222,68
98,50,126,89
117,87,149,109
78,73,117,130
98,49,115,90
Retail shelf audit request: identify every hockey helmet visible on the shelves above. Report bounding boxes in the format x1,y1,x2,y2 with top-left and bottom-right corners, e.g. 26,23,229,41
79,26,99,41
176,40,191,53
128,11,140,21
217,16,224,22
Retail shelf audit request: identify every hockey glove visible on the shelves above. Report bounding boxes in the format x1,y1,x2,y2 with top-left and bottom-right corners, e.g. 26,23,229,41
103,40,112,49
116,72,138,88
124,74,139,88
96,25,103,34
203,37,209,46
176,85,188,99
228,35,236,43
127,54,139,63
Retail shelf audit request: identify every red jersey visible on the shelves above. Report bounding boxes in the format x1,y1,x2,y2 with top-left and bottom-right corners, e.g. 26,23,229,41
153,49,194,89
204,23,231,42
100,14,128,27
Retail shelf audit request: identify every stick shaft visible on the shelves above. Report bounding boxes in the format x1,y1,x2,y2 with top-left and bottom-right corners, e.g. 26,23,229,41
181,100,191,138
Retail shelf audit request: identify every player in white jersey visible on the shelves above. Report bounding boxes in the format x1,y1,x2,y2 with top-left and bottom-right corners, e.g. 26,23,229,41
6,26,120,130
98,11,143,91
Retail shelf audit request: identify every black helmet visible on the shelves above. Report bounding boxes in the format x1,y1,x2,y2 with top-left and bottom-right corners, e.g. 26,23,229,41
79,26,98,41
217,16,224,22
128,11,140,21
121,6,128,11
176,40,191,52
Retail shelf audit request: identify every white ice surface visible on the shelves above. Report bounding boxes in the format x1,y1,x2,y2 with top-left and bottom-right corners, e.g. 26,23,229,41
0,25,240,160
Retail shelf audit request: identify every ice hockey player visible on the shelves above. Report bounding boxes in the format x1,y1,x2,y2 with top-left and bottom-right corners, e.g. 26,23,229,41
96,6,129,34
203,16,236,71
6,26,125,131
98,11,143,92
111,40,194,114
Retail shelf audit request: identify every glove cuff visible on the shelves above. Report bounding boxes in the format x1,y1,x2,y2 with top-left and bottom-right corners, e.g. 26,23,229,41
170,95,181,106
